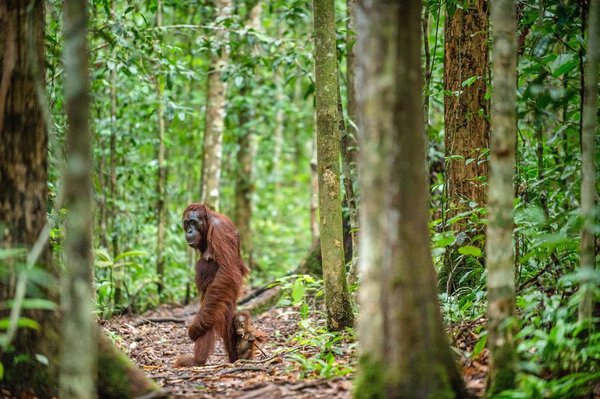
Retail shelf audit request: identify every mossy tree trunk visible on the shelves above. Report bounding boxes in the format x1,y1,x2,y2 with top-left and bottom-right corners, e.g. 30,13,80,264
442,0,490,291
200,0,232,211
61,0,96,396
353,1,467,397
578,0,599,323
313,0,354,331
486,0,518,394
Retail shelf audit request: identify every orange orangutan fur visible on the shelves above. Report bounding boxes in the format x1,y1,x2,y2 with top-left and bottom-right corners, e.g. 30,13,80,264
175,203,249,367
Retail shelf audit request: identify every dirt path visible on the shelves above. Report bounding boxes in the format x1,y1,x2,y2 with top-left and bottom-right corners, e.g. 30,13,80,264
101,303,354,398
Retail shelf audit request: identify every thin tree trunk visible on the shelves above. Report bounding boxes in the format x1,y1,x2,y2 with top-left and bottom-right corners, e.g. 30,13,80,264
313,0,354,331
486,0,517,393
110,0,122,308
273,23,285,196
346,0,358,139
345,0,360,286
155,0,167,299
234,2,262,268
61,1,96,396
354,1,467,397
422,3,431,132
578,0,599,323
200,0,232,211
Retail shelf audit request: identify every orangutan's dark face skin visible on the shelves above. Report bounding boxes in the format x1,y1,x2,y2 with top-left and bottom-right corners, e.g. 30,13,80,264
183,209,208,249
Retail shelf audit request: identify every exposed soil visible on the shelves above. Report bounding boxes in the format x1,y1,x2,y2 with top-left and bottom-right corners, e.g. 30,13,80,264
101,300,487,398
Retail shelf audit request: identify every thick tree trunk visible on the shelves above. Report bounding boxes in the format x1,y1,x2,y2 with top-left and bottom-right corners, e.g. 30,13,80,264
61,1,96,396
0,2,59,395
234,2,262,268
578,0,599,323
442,0,490,290
486,0,517,393
155,0,167,300
354,1,467,397
313,0,354,331
444,1,489,221
199,0,232,211
0,3,163,397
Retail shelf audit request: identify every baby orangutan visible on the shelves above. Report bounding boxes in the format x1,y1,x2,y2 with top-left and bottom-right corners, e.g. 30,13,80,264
232,312,266,360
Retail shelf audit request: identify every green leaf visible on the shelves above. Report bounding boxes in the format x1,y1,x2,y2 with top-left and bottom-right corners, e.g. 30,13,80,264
472,333,487,358
550,53,578,77
0,248,26,260
458,245,482,257
291,278,305,304
114,250,147,262
0,361,3,380
461,76,479,87
0,317,41,331
0,298,57,311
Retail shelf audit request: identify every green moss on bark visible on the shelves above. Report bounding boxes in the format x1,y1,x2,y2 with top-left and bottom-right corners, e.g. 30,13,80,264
353,356,386,399
486,345,516,395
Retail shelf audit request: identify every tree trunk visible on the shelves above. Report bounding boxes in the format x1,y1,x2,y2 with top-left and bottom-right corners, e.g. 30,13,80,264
578,0,599,323
0,3,164,397
234,2,262,268
61,1,96,396
313,0,354,331
444,0,489,216
442,0,490,290
344,0,360,285
110,0,122,308
0,2,59,395
353,1,467,397
200,0,232,211
310,137,320,241
155,0,167,300
486,0,517,393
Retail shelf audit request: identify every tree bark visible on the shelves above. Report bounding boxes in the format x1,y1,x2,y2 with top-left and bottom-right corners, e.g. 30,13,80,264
0,2,58,395
61,0,96,396
310,138,320,241
200,0,232,211
0,3,164,397
578,0,599,323
235,2,262,268
155,0,167,300
110,0,122,308
444,1,489,223
442,0,490,290
344,0,360,285
486,0,517,393
313,0,354,331
354,1,467,397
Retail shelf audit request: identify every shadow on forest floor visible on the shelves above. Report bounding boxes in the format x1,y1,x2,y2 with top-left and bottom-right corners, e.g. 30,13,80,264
101,298,487,398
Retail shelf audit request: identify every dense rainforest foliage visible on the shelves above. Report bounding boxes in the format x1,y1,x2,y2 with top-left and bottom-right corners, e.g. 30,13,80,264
0,0,598,398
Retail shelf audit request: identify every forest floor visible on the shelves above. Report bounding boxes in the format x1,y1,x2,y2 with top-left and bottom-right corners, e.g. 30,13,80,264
101,293,488,398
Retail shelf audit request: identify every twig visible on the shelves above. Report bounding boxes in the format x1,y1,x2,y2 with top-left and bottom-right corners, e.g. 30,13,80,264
133,317,186,327
252,342,268,358
219,366,265,375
